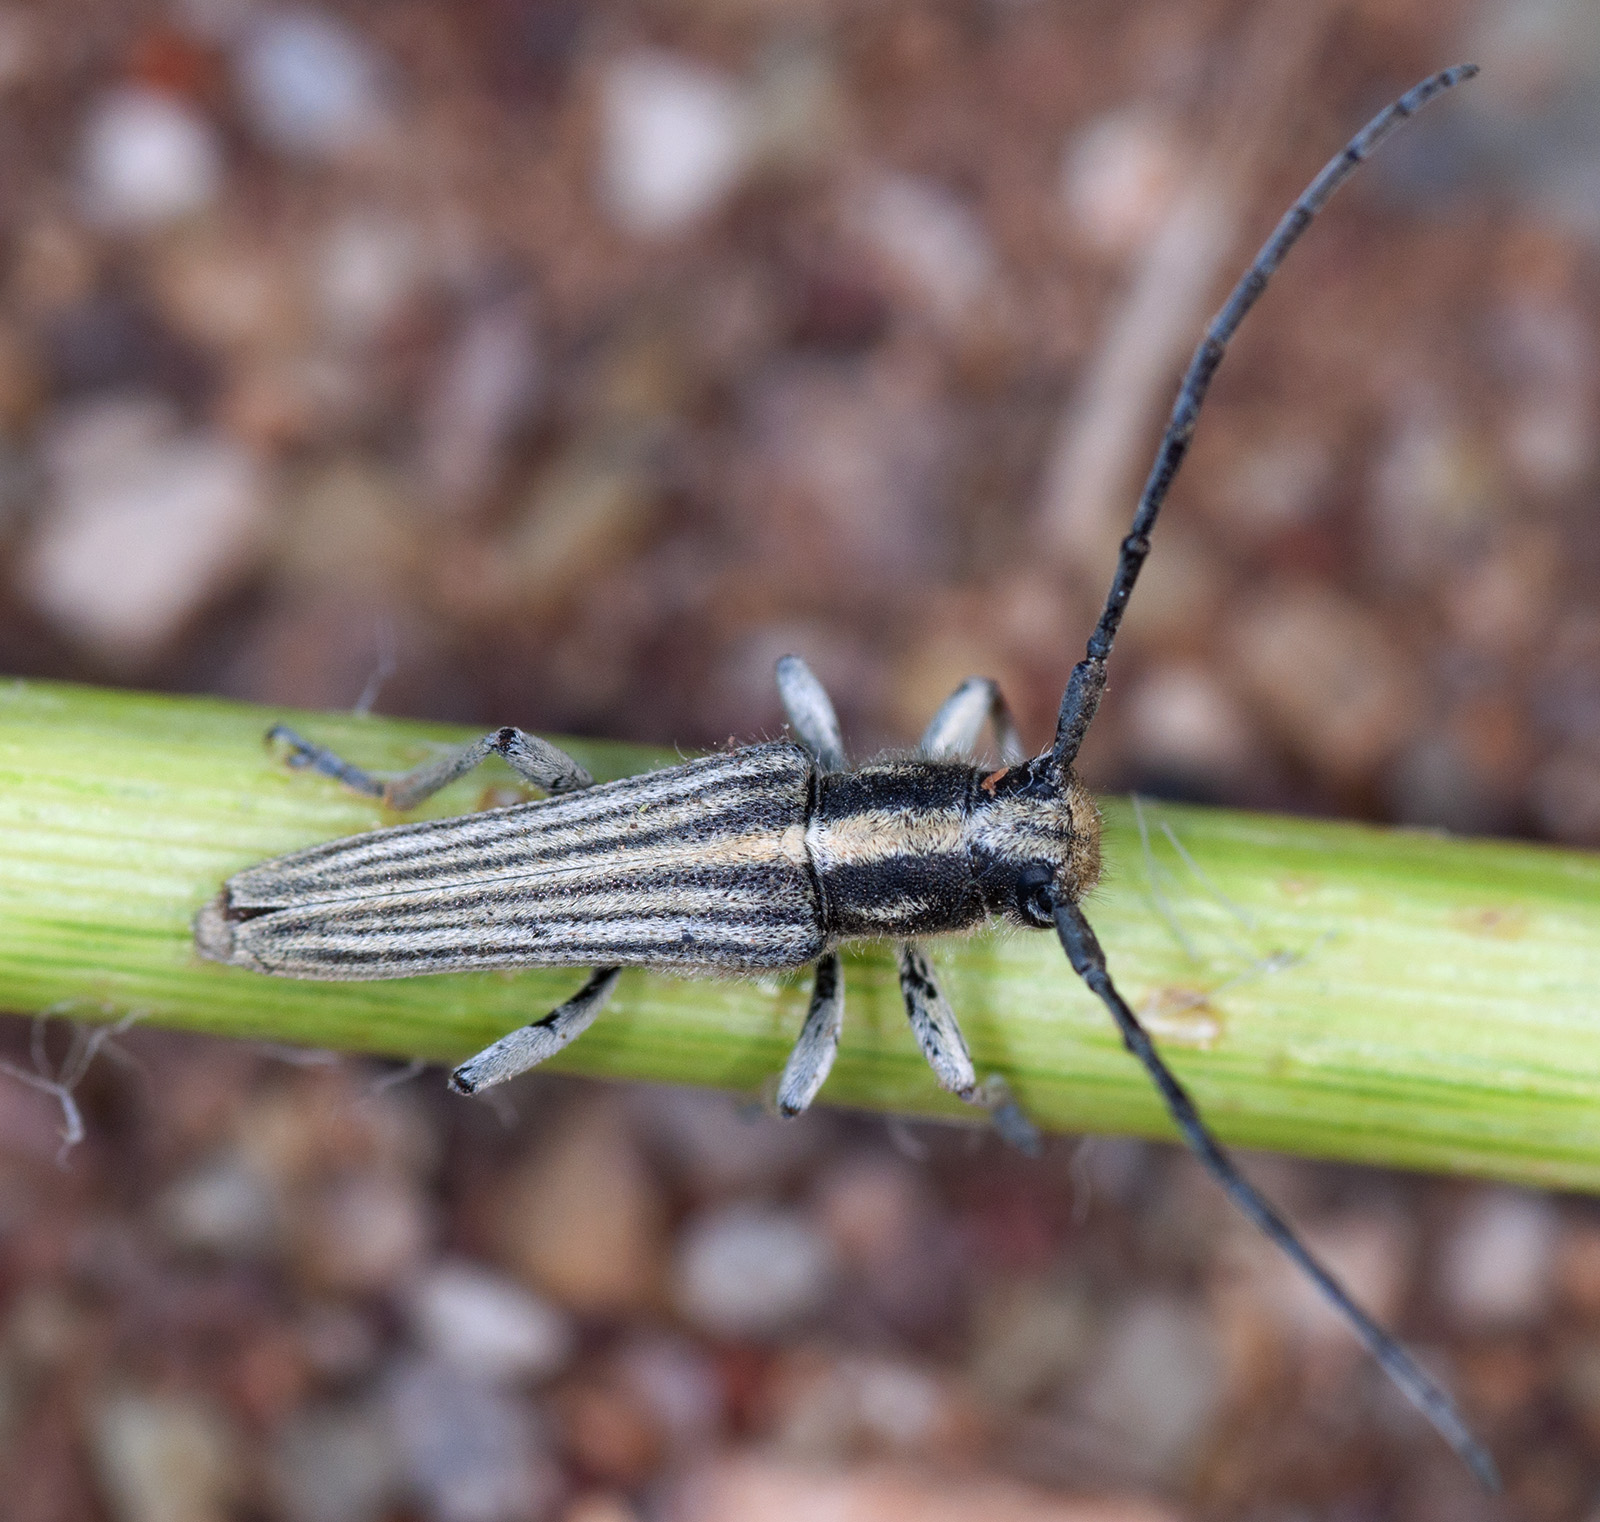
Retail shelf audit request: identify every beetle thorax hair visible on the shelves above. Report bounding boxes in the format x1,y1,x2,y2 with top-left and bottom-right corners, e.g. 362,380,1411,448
970,761,1103,922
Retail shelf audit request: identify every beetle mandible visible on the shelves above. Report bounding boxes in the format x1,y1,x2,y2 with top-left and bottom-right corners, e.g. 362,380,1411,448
196,67,1494,1488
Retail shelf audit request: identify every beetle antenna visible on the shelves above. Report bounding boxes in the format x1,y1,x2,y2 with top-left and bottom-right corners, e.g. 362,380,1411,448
1053,898,1499,1489
1050,65,1478,771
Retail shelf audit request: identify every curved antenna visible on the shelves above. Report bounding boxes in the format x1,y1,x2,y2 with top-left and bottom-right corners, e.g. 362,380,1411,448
1051,65,1478,770
1054,899,1499,1490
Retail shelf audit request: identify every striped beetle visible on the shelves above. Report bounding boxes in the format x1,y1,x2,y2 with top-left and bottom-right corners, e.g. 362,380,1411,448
196,68,1493,1486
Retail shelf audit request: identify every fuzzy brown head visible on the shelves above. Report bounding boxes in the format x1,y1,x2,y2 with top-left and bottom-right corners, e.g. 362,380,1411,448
968,759,1102,928
193,893,239,964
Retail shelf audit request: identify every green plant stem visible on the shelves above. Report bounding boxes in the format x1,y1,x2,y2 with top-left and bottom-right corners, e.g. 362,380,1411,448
4,678,1600,1188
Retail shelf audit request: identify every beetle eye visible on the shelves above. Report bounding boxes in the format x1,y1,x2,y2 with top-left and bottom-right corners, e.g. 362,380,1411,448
1017,869,1054,927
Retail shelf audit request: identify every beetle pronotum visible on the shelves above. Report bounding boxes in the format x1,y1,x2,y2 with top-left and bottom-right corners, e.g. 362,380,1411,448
196,67,1494,1486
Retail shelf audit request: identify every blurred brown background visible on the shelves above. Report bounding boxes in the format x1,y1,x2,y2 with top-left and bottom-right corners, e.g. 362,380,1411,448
3,0,1600,1518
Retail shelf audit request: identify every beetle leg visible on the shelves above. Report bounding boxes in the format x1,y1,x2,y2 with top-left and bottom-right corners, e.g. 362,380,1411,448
775,655,847,770
264,726,387,797
898,943,1040,1154
897,942,975,1096
449,967,622,1094
775,952,844,1117
920,677,1026,765
267,724,592,809
970,1075,1041,1156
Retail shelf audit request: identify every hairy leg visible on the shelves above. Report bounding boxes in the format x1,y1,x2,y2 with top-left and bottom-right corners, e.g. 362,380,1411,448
898,943,1040,1154
775,952,845,1117
775,655,847,770
920,677,1026,765
267,724,592,810
450,967,622,1094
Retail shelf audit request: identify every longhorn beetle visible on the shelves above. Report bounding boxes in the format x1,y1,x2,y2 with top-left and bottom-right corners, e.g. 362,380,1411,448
196,67,1495,1487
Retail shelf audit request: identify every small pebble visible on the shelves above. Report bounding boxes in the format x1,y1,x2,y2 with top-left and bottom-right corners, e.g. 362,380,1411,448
1441,1187,1559,1327
497,1098,665,1315
80,86,222,229
673,1202,836,1340
1215,426,1334,539
1227,584,1418,784
1556,1219,1600,1317
1076,1297,1223,1483
157,1149,281,1260
148,225,310,361
1122,662,1258,791
1489,295,1596,493
386,1356,562,1522
418,298,542,513
813,1155,925,1271
290,1172,434,1296
1060,106,1184,257
297,1302,383,1383
316,213,423,343
852,173,996,323
768,1351,965,1460
558,1376,664,1486
1506,396,1594,496
411,1261,573,1385
810,1151,964,1337
562,1498,639,1522
22,395,269,663
844,1358,959,1454
1366,404,1495,587
235,10,389,160
668,1453,1182,1522
631,1086,822,1198
968,1278,1095,1410
611,1335,724,1455
598,52,753,236
271,1399,397,1522
1386,731,1518,836
7,1286,92,1371
90,1389,241,1522
1531,748,1600,845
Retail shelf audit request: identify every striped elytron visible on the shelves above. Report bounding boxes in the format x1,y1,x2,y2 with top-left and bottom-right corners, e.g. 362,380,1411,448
197,741,1098,977
196,69,1495,1487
